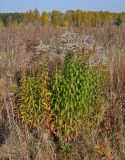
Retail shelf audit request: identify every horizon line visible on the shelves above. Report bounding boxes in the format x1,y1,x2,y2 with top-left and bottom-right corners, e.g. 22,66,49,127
0,9,124,14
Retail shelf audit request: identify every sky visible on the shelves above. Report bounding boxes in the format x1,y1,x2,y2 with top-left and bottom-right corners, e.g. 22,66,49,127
0,0,125,13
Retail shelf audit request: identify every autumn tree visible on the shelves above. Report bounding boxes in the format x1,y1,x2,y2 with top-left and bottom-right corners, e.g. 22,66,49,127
41,11,50,26
25,9,40,24
76,10,83,26
114,15,123,26
51,10,63,27
0,20,4,27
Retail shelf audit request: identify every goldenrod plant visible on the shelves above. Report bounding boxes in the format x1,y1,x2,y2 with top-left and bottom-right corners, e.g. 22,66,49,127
50,53,107,141
18,63,51,127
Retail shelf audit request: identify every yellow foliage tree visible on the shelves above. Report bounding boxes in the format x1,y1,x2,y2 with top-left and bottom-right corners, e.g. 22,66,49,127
0,20,4,27
41,11,50,26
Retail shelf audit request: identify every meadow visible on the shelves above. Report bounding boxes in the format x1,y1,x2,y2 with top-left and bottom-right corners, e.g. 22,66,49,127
0,12,125,159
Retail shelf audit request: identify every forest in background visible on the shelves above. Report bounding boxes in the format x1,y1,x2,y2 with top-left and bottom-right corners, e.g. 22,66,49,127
0,9,125,27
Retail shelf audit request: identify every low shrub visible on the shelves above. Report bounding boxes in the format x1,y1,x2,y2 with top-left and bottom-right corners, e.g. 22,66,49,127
18,53,107,142
18,63,51,127
50,53,107,141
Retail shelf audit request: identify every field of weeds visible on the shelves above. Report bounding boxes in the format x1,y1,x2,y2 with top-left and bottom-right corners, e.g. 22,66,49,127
0,24,125,160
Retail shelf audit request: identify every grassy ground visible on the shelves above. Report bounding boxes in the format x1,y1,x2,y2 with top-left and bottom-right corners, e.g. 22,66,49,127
0,24,125,160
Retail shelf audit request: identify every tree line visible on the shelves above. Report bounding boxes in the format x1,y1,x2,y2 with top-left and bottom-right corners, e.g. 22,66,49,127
0,9,125,27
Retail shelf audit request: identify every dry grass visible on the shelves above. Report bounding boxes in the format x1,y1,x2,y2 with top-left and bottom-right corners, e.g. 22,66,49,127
0,120,56,160
0,24,125,160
